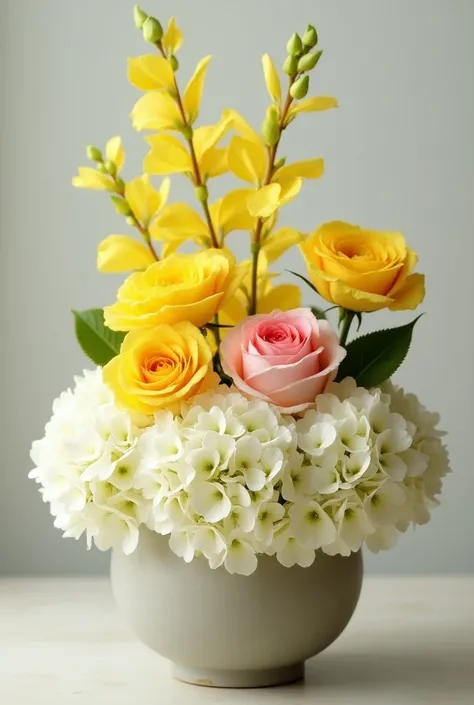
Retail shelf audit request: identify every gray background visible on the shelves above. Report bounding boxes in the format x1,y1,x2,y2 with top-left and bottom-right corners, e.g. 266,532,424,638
1,0,473,576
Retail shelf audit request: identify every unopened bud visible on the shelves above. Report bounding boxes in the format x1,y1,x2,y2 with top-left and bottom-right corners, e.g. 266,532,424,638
110,195,131,216
298,50,322,72
261,105,280,147
180,125,193,140
86,145,103,162
290,74,309,99
283,55,298,77
133,5,148,29
250,242,261,255
142,16,163,43
273,156,287,171
169,54,179,72
126,215,137,227
286,32,303,57
195,185,209,203
97,163,108,174
303,24,318,48
104,160,117,176
115,177,126,192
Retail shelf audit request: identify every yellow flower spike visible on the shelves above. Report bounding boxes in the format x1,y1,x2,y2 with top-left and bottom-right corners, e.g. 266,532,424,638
183,56,212,124
261,226,303,263
144,134,191,175
162,16,183,55
72,167,116,191
124,175,170,227
227,136,267,185
262,54,281,104
286,95,338,123
97,235,156,273
131,91,182,131
105,136,125,174
273,158,324,183
127,55,175,91
149,202,208,246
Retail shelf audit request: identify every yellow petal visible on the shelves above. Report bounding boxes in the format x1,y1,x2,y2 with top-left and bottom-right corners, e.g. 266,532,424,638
105,136,125,173
193,117,232,158
125,175,170,227
222,109,261,144
199,147,229,179
97,235,155,273
183,56,212,124
274,158,324,183
247,183,281,218
149,202,207,244
227,136,267,185
389,274,426,311
286,96,339,122
144,134,191,175
215,189,256,236
162,17,183,55
260,283,302,313
72,167,115,191
262,227,302,263
127,55,175,91
278,177,303,207
262,54,281,104
131,92,182,131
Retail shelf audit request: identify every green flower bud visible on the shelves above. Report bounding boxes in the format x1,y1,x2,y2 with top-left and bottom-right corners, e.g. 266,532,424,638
195,185,209,203
298,50,322,72
290,74,309,99
104,160,117,176
126,215,137,227
273,156,287,171
283,55,298,77
97,163,109,174
303,24,318,48
250,242,261,255
133,5,148,29
261,105,281,147
142,16,163,43
286,32,303,57
180,125,193,140
169,54,179,72
115,177,126,192
86,145,102,162
110,195,132,216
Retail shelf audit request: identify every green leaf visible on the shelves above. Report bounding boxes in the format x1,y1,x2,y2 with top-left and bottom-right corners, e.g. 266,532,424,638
336,316,422,387
286,269,319,295
72,309,126,366
310,305,327,320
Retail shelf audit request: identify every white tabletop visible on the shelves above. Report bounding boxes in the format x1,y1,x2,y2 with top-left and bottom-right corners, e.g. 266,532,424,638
1,576,473,704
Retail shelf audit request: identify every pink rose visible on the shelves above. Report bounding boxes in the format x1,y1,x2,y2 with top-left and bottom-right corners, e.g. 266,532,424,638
221,308,346,414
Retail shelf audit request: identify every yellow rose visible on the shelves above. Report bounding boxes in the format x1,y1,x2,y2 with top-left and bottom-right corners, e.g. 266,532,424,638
103,322,216,414
301,221,425,312
104,249,245,331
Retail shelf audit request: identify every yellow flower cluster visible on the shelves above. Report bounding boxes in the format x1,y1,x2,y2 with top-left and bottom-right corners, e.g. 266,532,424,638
72,8,425,413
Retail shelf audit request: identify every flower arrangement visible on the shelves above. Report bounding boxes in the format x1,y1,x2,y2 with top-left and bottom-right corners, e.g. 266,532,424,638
30,7,449,576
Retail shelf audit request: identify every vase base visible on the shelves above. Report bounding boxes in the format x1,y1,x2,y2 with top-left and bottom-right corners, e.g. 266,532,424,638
173,661,304,688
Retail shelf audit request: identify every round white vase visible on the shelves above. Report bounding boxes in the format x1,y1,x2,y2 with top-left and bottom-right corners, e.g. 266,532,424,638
111,527,363,688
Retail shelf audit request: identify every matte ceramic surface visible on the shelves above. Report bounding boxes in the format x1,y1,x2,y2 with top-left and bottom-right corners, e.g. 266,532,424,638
111,528,363,688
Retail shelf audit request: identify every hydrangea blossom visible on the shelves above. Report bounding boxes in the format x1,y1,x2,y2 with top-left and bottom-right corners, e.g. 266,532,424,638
29,369,149,555
30,372,449,575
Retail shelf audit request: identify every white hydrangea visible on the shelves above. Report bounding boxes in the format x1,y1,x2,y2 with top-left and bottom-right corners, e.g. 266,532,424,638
292,378,450,558
30,373,449,575
29,369,149,555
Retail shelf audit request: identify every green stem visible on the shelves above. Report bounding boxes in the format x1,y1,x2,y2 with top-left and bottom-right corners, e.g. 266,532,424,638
249,244,260,316
339,310,355,347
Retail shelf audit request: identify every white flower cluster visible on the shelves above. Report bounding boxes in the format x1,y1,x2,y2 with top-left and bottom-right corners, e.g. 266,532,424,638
29,369,148,555
30,371,449,575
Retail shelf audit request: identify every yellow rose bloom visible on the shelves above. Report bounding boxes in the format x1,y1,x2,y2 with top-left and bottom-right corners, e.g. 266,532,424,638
103,322,216,414
301,221,425,312
104,249,245,331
